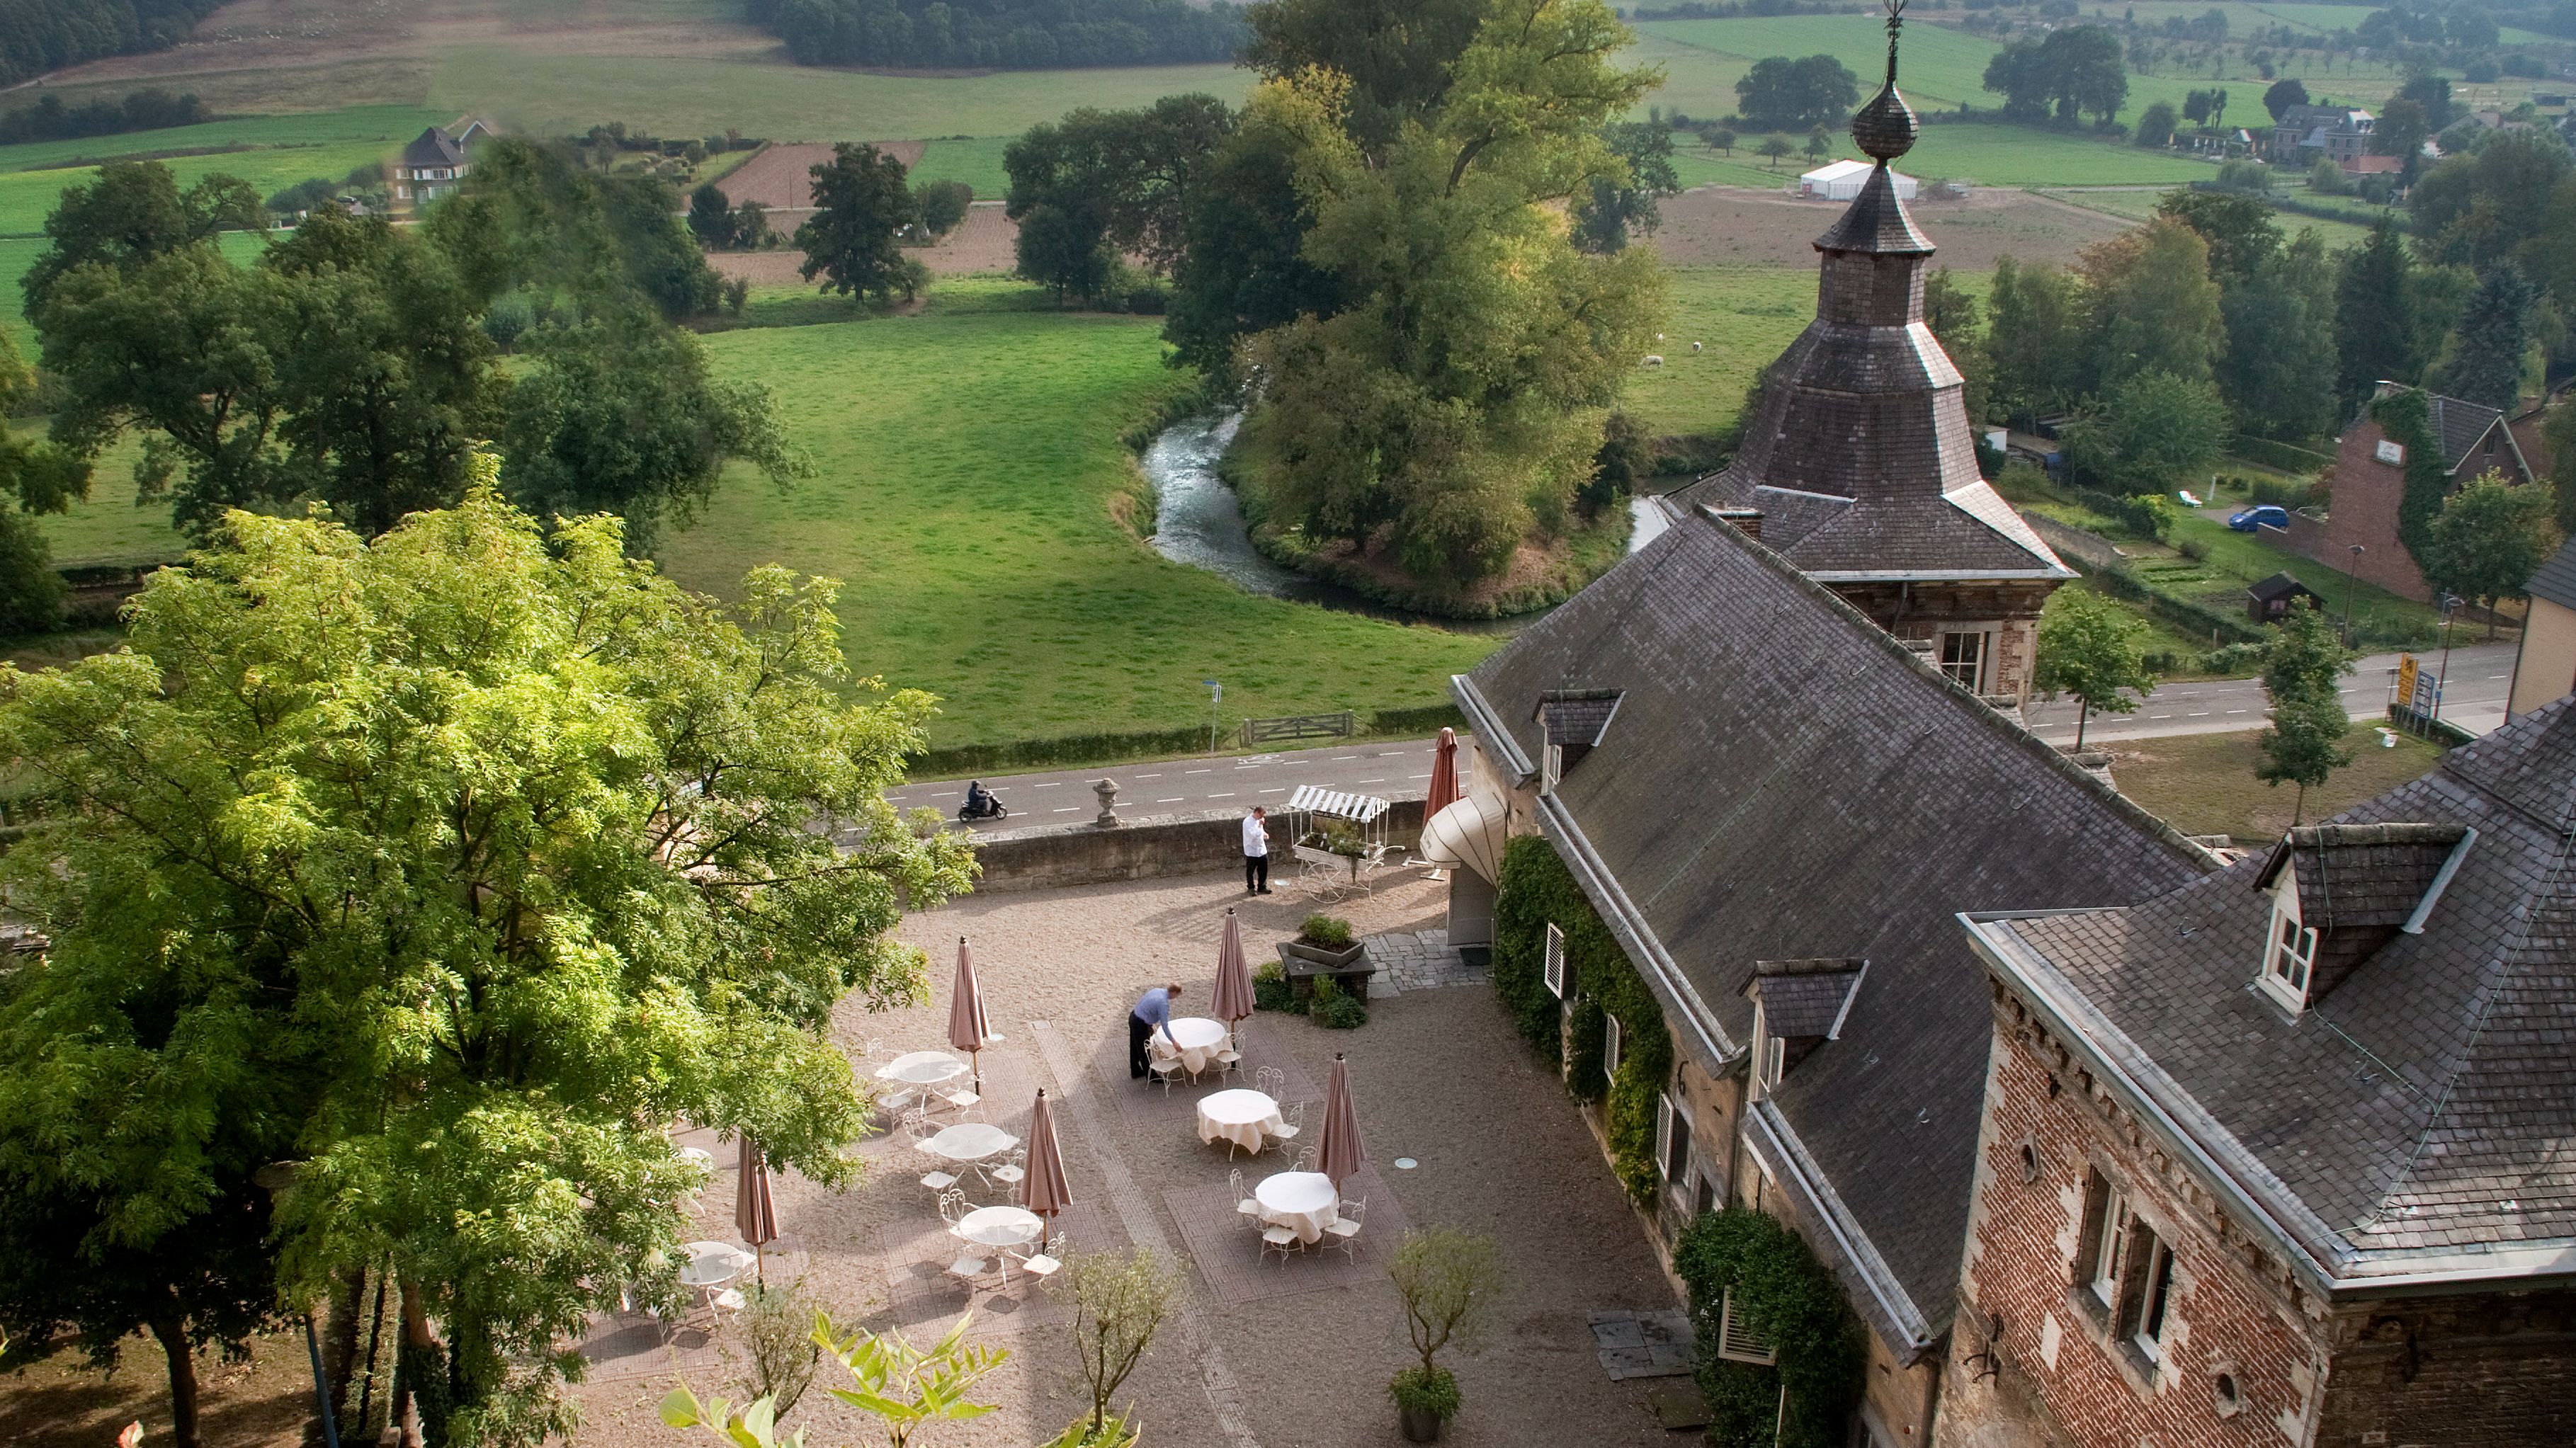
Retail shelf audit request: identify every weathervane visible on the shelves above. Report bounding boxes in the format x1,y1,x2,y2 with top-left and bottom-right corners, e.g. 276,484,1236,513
1853,0,1919,163
1883,0,1907,89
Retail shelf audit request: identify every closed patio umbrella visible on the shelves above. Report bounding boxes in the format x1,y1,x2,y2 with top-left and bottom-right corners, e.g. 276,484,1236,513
1212,908,1255,1043
736,1134,778,1284
948,935,992,1090
1424,729,1460,880
1316,1051,1366,1188
1023,1088,1072,1218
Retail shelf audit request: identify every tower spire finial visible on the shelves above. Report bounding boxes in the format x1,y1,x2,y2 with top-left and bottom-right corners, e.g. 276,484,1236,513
1851,0,1919,162
1884,0,1905,89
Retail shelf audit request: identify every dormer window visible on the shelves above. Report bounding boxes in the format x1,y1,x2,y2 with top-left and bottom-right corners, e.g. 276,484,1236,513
2252,824,2471,1012
1742,959,1865,1102
2259,884,2315,1013
1541,742,1562,795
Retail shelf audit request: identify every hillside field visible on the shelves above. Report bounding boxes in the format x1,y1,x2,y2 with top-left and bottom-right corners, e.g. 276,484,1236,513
1669,121,2216,187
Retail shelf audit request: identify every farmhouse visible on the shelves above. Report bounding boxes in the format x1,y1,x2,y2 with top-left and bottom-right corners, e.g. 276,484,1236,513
392,120,489,207
2282,383,2537,603
1670,67,2071,701
2267,103,2376,168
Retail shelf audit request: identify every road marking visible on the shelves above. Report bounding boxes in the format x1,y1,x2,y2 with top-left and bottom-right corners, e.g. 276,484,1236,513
1134,773,1162,779
1332,755,1359,760
929,791,958,798
2189,712,2210,716
1053,806,1078,813
1034,782,1060,788
1157,797,1184,803
1259,788,1286,794
1186,768,1213,775
2228,709,2249,714
1208,792,1236,799
2148,714,2173,719
1409,773,1431,779
1358,777,1388,784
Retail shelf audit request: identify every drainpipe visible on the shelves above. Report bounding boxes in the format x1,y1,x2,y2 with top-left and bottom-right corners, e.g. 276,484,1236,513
1923,1345,1945,1448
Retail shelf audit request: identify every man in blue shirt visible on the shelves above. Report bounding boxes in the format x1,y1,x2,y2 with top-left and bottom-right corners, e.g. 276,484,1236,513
1129,981,1184,1081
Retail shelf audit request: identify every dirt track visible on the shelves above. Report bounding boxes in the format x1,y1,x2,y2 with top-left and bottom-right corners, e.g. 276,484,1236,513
717,139,926,210
709,200,1018,281
1650,184,2132,269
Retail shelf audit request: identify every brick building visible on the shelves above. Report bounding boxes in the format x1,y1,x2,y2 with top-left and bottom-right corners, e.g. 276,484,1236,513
1948,708,2576,1447
2268,105,2376,167
2286,384,2536,603
1667,63,2070,702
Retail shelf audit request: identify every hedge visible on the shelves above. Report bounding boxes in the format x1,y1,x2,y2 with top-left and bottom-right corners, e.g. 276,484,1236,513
1674,1208,1868,1448
2080,559,2267,645
2230,433,2334,475
907,705,1469,779
1493,833,1672,1204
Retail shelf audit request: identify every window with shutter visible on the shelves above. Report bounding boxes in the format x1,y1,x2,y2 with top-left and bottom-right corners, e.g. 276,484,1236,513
1543,923,1565,999
1604,1013,1621,1082
1717,1288,1778,1364
1654,1093,1673,1178
1541,742,1562,794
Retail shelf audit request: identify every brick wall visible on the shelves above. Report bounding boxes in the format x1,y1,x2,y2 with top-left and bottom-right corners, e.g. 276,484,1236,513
2317,421,2433,603
2310,1292,2576,1446
1944,995,2325,1448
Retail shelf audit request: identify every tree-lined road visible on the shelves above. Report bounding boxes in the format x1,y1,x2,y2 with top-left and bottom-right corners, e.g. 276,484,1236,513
2021,642,2518,746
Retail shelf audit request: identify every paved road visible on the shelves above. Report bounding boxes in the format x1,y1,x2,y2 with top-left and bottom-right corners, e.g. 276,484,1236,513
897,644,2521,825
2023,642,2518,746
888,739,1448,831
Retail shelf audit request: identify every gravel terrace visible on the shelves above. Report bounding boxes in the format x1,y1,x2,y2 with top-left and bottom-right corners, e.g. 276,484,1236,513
570,867,1686,1447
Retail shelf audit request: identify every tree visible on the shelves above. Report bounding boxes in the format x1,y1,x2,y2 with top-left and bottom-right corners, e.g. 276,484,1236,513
2423,471,2558,638
0,328,88,636
2409,129,2574,275
2155,188,2281,284
2218,228,2339,440
911,178,973,238
2395,70,2458,130
2548,394,2576,539
2135,100,2178,147
2263,76,2310,120
1708,126,1737,154
2182,87,2215,125
1057,1248,1176,1442
689,183,739,249
1984,255,2089,424
1388,1226,1502,1421
663,1310,1007,1448
1735,54,1859,132
2435,264,2538,411
1803,125,1832,163
2333,217,2424,411
2079,217,2226,388
2034,586,2157,748
1164,106,1344,374
1757,135,1794,169
796,142,926,303
733,198,773,249
1984,27,2127,125
19,161,261,319
2063,367,2230,495
1004,96,1235,286
2373,97,2430,170
1922,268,1990,426
2255,602,2355,822
1242,0,1489,152
0,471,976,1447
1014,200,1120,304
1572,120,1680,255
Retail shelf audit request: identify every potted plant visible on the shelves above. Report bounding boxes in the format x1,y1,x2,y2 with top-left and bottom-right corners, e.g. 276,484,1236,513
1385,1226,1502,1442
1052,1247,1176,1448
1281,914,1364,971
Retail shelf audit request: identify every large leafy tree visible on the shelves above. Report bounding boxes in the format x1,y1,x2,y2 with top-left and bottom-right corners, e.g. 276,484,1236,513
1983,256,2088,424
2423,471,2559,639
1982,26,2126,125
2433,263,2538,412
2333,217,2425,412
1572,120,1680,255
1732,54,1859,132
2218,229,2339,441
2078,217,2225,389
1922,267,1990,426
1004,95,1236,305
2063,367,2229,496
2255,601,2355,823
796,142,926,304
1230,0,1666,584
18,160,261,319
2034,586,2156,748
1242,0,1488,151
2409,127,2575,278
1164,110,1345,374
0,468,977,1446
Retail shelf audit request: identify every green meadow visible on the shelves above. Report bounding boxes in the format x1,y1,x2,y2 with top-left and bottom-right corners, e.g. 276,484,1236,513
0,142,409,236
910,137,1013,200
659,280,1492,746
1672,120,2214,186
1620,266,1817,439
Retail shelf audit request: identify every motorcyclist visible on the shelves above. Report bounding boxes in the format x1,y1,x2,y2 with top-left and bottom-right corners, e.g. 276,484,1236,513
963,780,994,817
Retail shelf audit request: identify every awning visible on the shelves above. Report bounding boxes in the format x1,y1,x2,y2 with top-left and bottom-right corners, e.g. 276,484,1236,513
1286,785,1392,823
1422,792,1509,883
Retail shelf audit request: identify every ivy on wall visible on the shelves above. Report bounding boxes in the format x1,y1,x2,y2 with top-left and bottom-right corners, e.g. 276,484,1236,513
2370,389,2449,576
1492,833,1674,1205
1674,1208,1868,1448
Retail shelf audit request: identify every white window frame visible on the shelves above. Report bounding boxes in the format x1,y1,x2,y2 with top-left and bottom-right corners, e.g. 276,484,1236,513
1716,1287,1778,1364
1938,629,1990,692
2088,1182,2129,1309
1664,1093,1692,1184
2259,888,2316,1014
1655,1093,1674,1178
1603,1013,1621,1083
2132,1237,2178,1364
1541,741,1562,795
1543,923,1566,999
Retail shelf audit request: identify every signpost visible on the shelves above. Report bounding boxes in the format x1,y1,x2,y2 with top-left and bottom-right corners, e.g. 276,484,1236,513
2393,653,2440,734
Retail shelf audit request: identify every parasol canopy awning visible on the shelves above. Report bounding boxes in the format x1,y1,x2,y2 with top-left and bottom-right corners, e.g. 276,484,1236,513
1286,784,1392,823
1421,792,1509,883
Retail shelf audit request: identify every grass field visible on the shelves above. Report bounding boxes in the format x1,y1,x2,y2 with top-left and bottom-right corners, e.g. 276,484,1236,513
1673,121,2214,187
0,141,404,236
659,278,1492,746
0,105,448,175
1620,266,1815,438
18,425,191,567
910,137,1011,200
2113,722,2444,841
2039,185,2381,251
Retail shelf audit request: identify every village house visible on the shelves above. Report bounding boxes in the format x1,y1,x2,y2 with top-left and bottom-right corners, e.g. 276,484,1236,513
1947,706,2576,1447
2283,384,2538,603
1669,74,2071,702
2267,104,2376,168
392,118,492,208
2507,537,2576,717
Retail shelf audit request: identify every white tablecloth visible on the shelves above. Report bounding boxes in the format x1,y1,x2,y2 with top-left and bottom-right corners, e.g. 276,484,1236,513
1196,1088,1283,1155
1152,1017,1229,1075
922,1122,1016,1163
1254,1170,1339,1245
955,1205,1044,1249
878,1051,968,1086
679,1242,751,1287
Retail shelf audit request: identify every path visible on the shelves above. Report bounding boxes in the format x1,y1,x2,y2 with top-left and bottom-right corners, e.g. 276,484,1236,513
890,738,1446,830
2021,642,2517,746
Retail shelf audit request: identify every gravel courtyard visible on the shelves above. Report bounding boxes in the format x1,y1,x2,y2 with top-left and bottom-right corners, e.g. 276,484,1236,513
569,867,1691,1447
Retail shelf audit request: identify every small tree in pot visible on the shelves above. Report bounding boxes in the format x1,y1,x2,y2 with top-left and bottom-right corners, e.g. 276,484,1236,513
1051,1246,1176,1446
1387,1226,1504,1442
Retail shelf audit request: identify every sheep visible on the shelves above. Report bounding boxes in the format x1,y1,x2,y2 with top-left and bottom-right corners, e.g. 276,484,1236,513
1691,341,1703,354
1642,354,1665,367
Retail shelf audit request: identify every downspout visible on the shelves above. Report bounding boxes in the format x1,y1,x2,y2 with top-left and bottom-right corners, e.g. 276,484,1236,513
1923,1342,1946,1448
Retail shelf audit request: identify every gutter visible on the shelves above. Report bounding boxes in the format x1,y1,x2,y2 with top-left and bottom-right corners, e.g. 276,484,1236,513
1742,1099,1941,1357
1453,675,1533,782
1538,791,1740,1066
1961,911,2576,1299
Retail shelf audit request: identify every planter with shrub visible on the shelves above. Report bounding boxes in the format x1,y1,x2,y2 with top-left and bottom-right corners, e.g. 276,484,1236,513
1311,977,1368,1029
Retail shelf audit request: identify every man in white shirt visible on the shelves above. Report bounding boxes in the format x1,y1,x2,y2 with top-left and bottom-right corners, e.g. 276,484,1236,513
1242,805,1271,895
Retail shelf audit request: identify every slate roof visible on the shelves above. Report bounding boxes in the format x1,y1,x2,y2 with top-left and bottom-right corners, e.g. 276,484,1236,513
2427,393,2507,474
1978,700,2576,1285
1748,961,1868,1039
1456,511,2209,1347
2527,536,2576,613
2257,823,2468,933
1536,690,1621,748
400,127,466,169
1669,156,2067,583
2249,571,2323,603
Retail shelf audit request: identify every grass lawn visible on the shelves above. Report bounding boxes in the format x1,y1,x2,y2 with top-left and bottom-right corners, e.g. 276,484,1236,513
2039,185,2382,251
663,277,1494,747
0,142,404,237
911,137,1011,200
21,424,193,569
2162,508,2448,645
2113,722,2446,842
1622,266,1815,438
0,106,446,176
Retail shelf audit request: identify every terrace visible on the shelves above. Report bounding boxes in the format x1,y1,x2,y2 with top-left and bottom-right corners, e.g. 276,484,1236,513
571,870,1693,1446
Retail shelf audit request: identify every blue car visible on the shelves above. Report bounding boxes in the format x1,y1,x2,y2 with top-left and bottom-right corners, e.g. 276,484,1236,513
2228,505,2290,532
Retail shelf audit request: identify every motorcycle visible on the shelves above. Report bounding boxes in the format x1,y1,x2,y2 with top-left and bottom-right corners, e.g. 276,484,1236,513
958,794,1008,822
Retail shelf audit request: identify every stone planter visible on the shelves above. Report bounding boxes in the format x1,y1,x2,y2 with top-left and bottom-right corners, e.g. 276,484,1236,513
1281,939,1364,970
1397,1404,1446,1442
1278,940,1373,1002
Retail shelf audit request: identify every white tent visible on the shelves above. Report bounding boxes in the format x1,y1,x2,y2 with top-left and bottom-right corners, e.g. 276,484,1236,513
1796,159,1918,201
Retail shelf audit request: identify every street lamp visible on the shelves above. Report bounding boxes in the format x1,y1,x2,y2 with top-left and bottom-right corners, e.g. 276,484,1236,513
2342,544,2366,648
2433,593,2459,726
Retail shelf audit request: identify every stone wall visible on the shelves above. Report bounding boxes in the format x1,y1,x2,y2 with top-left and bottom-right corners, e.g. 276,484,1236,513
960,798,1426,894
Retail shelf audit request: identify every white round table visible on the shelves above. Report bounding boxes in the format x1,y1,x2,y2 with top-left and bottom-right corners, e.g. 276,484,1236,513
878,1050,968,1086
676,1146,715,1175
1254,1170,1340,1245
921,1122,1017,1163
955,1204,1044,1249
1152,1017,1230,1076
679,1242,751,1287
1197,1088,1283,1156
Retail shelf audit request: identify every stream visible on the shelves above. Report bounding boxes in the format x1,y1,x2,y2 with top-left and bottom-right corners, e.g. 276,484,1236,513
1139,414,1662,636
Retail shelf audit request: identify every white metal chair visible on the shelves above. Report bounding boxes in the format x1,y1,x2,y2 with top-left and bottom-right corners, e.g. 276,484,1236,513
1213,1034,1242,1076
1290,1146,1315,1175
1149,1054,1186,1095
941,1083,982,1117
1230,1169,1261,1231
1254,1066,1285,1100
1324,1196,1366,1259
986,1146,1026,1194
1260,1221,1303,1265
1014,1230,1065,1287
946,1250,992,1290
1271,1100,1306,1152
936,1188,975,1238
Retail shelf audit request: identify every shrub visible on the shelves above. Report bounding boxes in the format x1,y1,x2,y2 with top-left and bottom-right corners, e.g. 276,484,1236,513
1388,1365,1460,1418
1674,1208,1868,1448
2247,475,2310,509
1299,915,1355,949
1252,959,1293,1013
2197,639,2271,675
2176,533,2211,561
1316,992,1368,1029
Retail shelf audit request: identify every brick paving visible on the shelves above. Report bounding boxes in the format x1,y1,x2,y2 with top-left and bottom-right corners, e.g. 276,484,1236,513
1363,925,1490,994
1164,1168,1409,1306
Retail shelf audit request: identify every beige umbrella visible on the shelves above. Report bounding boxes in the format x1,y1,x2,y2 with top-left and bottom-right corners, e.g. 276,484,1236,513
948,935,992,1090
1424,729,1460,881
1022,1088,1073,1218
1316,1052,1367,1188
736,1134,778,1284
1211,908,1255,1043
